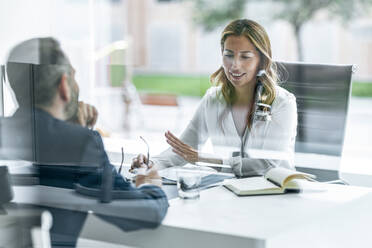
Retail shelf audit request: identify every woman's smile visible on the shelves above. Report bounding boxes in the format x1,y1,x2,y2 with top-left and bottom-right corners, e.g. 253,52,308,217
222,35,261,90
229,71,246,82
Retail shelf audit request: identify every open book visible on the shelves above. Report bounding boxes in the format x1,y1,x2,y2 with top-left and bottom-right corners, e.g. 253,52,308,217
223,167,316,196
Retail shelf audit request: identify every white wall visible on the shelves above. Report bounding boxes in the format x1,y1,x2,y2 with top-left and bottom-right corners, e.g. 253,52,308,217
0,0,52,115
0,0,119,103
0,0,52,64
137,1,372,80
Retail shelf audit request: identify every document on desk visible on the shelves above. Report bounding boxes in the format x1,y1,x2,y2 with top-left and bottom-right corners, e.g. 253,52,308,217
159,166,234,188
223,167,317,196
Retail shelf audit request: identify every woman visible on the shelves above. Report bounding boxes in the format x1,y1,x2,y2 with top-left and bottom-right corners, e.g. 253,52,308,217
132,19,297,177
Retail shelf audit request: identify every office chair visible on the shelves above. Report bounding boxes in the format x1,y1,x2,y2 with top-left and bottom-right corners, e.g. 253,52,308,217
278,62,354,182
0,65,4,117
0,165,52,248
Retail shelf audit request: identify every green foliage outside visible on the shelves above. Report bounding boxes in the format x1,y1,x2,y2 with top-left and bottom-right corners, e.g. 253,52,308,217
132,74,372,98
132,74,211,97
352,81,372,97
110,65,126,87
190,0,372,61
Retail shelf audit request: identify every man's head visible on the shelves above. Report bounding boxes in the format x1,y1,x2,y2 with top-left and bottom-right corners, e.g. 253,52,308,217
6,37,79,120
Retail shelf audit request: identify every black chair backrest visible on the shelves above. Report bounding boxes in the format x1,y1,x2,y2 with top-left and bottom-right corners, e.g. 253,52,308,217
0,65,3,152
278,62,353,157
0,62,37,162
0,65,4,117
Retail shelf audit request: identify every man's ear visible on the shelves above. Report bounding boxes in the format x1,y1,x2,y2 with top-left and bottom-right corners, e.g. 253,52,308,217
58,73,71,102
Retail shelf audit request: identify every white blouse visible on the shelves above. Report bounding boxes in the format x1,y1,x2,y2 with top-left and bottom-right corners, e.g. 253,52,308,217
152,85,298,177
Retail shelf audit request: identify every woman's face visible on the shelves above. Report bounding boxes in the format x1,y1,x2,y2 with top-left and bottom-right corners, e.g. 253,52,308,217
222,35,261,90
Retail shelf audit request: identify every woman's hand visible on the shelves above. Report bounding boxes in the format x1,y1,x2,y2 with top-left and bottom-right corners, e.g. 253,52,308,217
165,131,199,164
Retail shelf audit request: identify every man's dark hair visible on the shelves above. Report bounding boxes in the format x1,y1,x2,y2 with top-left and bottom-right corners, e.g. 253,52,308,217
6,37,72,108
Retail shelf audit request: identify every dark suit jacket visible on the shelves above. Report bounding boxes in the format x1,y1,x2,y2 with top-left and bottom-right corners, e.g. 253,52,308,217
1,108,168,230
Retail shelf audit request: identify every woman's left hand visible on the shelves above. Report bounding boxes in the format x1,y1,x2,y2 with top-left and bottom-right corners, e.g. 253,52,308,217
165,131,199,164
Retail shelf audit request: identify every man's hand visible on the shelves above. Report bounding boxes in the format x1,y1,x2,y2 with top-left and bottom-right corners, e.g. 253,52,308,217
165,131,199,164
76,101,98,129
130,153,152,172
135,163,162,187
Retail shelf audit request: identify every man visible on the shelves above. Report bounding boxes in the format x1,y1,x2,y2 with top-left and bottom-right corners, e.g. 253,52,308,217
4,37,168,247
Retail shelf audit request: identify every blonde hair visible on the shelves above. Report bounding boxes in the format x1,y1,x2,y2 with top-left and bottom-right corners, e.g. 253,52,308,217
210,19,278,128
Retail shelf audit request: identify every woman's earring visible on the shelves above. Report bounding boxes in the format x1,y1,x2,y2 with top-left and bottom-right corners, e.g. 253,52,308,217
256,70,266,77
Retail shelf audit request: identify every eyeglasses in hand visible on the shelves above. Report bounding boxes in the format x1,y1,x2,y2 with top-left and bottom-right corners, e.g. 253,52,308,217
140,136,150,166
118,147,124,174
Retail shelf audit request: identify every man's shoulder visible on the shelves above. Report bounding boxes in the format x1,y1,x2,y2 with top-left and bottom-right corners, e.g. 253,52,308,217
35,109,106,165
37,109,98,139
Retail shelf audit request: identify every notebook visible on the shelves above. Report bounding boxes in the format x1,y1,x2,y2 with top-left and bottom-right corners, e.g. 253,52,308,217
223,167,316,196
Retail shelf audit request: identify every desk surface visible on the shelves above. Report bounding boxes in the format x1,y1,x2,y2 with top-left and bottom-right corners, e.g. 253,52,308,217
7,161,372,247
165,183,371,239
12,181,372,248
80,183,372,248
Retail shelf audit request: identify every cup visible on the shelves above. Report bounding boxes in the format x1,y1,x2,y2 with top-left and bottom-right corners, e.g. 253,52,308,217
176,166,202,200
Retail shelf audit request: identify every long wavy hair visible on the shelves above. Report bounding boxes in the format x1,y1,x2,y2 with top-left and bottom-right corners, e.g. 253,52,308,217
211,19,278,129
